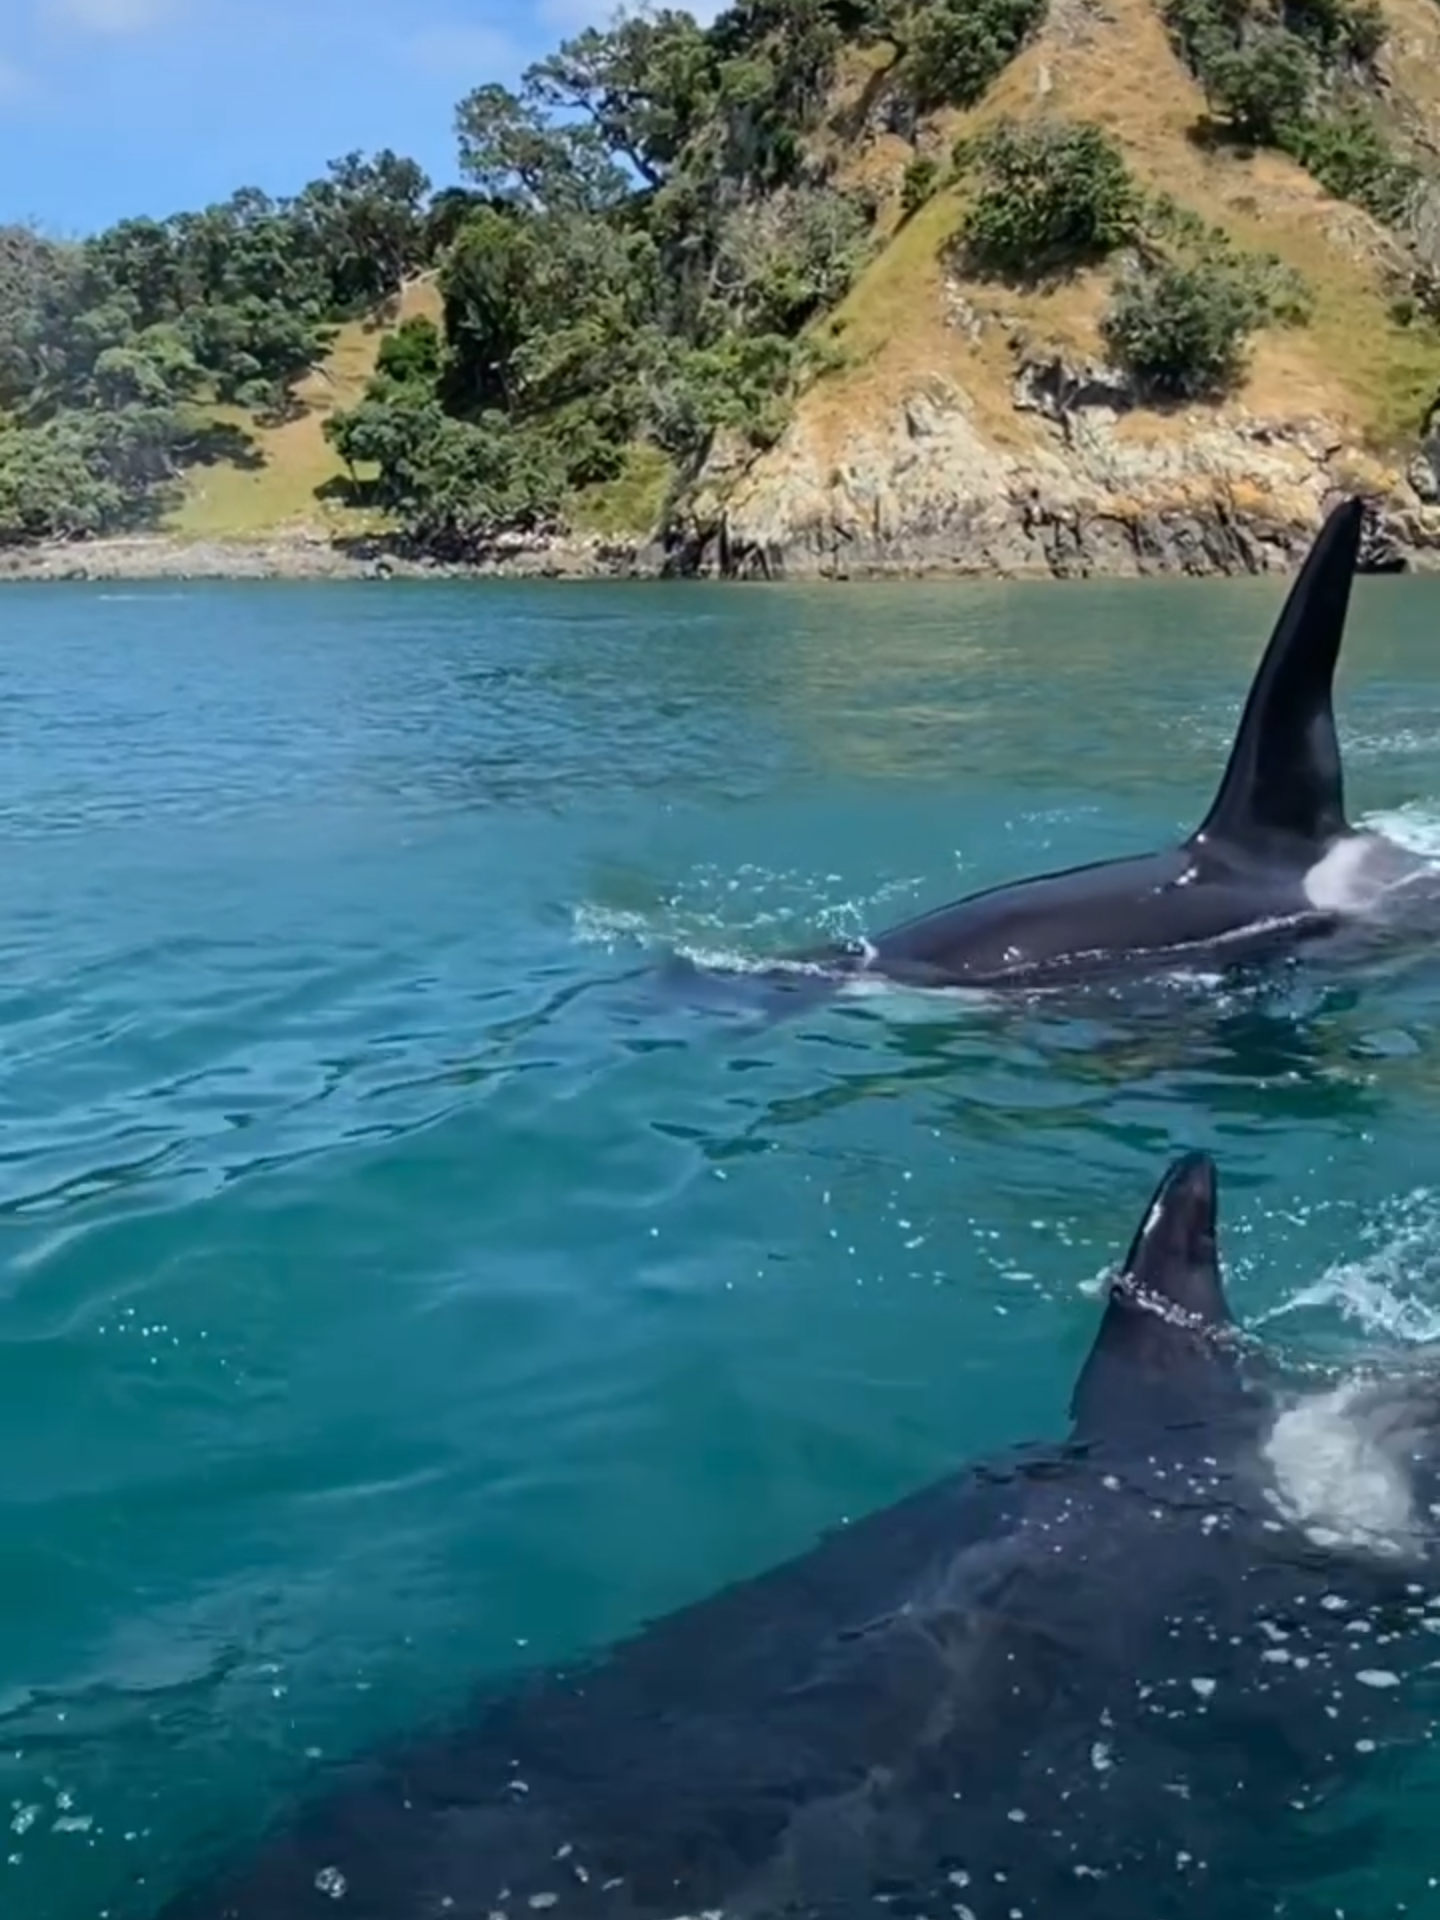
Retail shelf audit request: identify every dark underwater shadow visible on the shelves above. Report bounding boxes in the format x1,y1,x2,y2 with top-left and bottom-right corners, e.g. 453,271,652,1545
601,940,1401,1137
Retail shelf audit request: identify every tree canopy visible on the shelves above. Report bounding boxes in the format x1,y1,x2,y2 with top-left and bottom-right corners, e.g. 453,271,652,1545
0,149,434,542
0,1,909,550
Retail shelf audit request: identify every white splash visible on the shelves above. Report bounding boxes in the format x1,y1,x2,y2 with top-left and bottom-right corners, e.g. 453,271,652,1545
570,904,662,950
1259,1185,1440,1349
1262,1378,1422,1556
1361,801,1440,864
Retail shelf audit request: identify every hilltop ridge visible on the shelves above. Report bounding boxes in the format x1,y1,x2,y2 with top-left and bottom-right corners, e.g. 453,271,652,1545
6,0,1440,579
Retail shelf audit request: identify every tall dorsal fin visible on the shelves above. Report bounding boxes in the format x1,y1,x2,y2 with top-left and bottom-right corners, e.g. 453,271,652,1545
1070,1152,1242,1439
1188,496,1364,854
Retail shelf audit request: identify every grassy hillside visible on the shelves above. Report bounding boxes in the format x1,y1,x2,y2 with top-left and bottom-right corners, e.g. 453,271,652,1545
165,277,445,541
806,0,1440,464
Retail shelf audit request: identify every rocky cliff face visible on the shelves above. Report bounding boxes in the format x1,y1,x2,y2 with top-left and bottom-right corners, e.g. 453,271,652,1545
662,347,1434,580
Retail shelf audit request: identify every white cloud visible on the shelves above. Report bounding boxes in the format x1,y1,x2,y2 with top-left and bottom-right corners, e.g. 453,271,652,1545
46,0,175,30
539,0,727,27
539,0,614,24
404,23,520,77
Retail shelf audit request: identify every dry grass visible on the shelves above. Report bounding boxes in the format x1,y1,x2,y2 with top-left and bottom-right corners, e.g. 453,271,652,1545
801,0,1440,461
1375,0,1440,122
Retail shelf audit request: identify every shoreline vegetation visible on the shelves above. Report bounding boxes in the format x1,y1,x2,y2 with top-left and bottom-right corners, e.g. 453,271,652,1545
10,1,1440,581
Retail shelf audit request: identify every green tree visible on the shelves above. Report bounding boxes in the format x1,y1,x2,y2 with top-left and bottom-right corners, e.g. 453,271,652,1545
438,207,547,414
960,120,1140,275
293,150,433,310
713,186,872,333
1286,106,1419,223
1203,30,1315,144
425,186,492,257
0,424,119,541
324,387,445,505
1285,0,1385,60
374,315,442,390
454,82,629,212
1102,256,1257,395
0,225,85,415
85,216,182,329
89,324,204,410
912,0,1048,107
524,13,714,186
900,156,941,218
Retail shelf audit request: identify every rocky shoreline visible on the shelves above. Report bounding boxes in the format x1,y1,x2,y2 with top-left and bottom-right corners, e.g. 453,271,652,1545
0,530,653,586
1,509,1429,588
5,363,1440,590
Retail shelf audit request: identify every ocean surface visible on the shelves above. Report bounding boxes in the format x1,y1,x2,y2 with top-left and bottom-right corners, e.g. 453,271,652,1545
5,573,1440,1918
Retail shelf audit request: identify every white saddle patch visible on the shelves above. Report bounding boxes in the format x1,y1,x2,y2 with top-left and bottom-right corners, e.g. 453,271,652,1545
1262,1378,1424,1558
1301,833,1427,915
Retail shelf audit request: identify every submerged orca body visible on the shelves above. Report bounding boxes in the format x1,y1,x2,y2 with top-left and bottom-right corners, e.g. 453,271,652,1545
678,496,1432,1004
153,1155,1440,1920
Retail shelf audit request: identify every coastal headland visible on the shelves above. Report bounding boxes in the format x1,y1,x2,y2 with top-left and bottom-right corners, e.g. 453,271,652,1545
10,0,1440,582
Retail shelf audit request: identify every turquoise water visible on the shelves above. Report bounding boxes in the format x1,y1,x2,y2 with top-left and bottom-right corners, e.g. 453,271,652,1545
5,575,1440,1916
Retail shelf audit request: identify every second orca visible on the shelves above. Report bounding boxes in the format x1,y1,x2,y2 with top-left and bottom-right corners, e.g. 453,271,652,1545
148,1152,1440,1919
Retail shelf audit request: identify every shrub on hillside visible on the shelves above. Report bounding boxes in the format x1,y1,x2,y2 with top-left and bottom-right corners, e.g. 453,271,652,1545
1203,30,1316,144
1286,107,1420,224
711,186,874,335
958,120,1140,275
1160,0,1421,237
641,330,814,457
1198,45,1420,228
1101,256,1257,395
1160,0,1250,78
911,0,1048,107
900,155,941,218
374,314,442,388
1284,0,1386,62
1165,0,1385,97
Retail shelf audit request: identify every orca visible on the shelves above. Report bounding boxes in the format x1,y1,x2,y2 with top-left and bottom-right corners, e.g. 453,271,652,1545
149,1152,1440,1920
676,495,1433,1004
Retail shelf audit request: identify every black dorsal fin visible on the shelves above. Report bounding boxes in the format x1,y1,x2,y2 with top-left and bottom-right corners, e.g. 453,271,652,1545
1070,1152,1241,1439
1188,496,1364,853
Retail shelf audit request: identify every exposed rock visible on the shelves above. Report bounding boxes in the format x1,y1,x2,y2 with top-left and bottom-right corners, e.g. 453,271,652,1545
875,87,920,144
851,66,918,148
662,350,1425,580
0,528,648,585
1408,392,1440,504
941,282,988,342
5,344,1430,587
1011,352,1139,423
1047,0,1116,44
1357,506,1407,572
1409,451,1440,503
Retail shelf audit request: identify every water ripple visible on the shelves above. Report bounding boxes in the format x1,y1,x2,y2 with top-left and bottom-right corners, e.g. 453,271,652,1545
4,577,1440,1915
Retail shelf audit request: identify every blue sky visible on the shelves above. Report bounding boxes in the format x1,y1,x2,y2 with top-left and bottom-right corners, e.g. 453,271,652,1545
0,0,720,236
